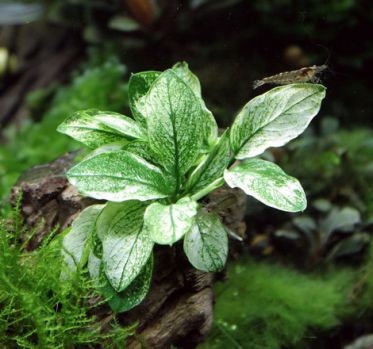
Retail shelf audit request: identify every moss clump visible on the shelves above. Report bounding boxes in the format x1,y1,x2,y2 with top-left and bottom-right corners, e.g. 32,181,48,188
202,259,353,349
0,209,134,348
351,243,373,314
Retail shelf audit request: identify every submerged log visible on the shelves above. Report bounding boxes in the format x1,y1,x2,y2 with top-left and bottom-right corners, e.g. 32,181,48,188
11,153,247,348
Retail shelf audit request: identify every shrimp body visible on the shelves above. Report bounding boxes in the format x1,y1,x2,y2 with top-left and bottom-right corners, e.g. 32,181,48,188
253,65,327,89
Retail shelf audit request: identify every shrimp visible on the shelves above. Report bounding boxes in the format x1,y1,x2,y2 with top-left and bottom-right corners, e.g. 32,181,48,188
253,64,328,89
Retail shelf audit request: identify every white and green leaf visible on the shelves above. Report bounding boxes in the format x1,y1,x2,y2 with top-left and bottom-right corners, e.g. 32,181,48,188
224,158,307,212
172,62,218,146
62,204,104,272
67,150,174,202
230,84,326,159
128,71,160,126
88,252,153,313
95,112,146,139
121,140,156,164
138,70,206,187
185,130,232,195
144,197,198,245
57,109,142,148
96,201,153,292
82,142,128,161
172,62,202,95
184,209,228,272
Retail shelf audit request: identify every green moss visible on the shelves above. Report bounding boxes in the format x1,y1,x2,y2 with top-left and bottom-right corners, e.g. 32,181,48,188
0,207,134,348
201,259,354,349
0,57,129,211
351,243,373,314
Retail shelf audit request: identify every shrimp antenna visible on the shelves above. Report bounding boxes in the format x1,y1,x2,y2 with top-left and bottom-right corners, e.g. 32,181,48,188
315,43,336,77
315,43,332,66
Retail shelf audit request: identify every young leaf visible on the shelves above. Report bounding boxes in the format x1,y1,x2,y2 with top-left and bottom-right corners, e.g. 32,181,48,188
88,252,153,313
183,209,228,272
96,201,153,292
138,70,206,188
185,130,232,195
144,197,198,245
128,71,160,126
172,62,218,146
230,84,326,159
82,142,128,161
172,62,202,95
67,150,174,202
62,204,104,272
224,158,307,212
57,109,142,148
94,112,146,139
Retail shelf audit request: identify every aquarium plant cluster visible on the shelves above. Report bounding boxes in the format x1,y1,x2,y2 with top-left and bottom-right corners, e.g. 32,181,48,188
58,62,326,312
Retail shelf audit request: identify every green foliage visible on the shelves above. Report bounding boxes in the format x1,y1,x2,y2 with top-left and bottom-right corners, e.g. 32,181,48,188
88,252,153,314
352,243,373,314
62,204,105,272
183,208,228,272
98,201,153,292
269,201,369,267
0,208,134,348
201,259,353,349
58,62,326,312
145,197,198,245
230,83,325,159
0,58,129,210
243,135,362,266
57,109,144,149
185,130,231,195
67,150,173,202
224,158,306,212
256,120,373,267
281,120,373,215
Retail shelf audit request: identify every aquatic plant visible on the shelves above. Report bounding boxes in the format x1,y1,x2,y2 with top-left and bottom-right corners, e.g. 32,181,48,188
201,259,353,349
0,204,134,348
57,62,326,312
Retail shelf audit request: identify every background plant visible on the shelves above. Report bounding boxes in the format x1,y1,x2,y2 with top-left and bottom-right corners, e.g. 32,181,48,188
200,258,354,349
255,120,373,267
58,62,326,312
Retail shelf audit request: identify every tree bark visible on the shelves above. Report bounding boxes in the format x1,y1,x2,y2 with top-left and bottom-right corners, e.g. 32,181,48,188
11,153,247,349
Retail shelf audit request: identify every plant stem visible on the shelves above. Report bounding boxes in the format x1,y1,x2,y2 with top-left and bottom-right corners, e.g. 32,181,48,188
191,177,225,201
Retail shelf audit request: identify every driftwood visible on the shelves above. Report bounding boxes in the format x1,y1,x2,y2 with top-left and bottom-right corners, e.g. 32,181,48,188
11,153,247,348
